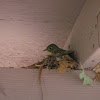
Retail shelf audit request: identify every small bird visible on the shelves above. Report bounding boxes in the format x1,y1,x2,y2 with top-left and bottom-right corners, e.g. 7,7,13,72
44,44,77,61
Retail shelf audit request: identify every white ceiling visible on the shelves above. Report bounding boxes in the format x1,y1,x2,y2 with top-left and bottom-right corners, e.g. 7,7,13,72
0,0,85,67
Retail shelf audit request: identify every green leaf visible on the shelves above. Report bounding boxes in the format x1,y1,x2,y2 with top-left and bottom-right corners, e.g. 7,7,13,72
79,70,86,79
79,64,93,86
83,76,93,85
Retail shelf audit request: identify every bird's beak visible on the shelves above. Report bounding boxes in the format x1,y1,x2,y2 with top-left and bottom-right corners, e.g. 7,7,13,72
43,48,47,51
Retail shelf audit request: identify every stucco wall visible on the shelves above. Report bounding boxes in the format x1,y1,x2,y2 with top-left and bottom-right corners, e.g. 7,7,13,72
64,0,100,68
0,0,85,68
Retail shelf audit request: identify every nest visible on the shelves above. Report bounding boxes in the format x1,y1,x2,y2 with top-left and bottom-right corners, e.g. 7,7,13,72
21,54,78,74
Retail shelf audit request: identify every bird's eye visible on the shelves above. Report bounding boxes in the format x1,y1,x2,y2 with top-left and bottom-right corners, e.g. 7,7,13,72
49,47,52,50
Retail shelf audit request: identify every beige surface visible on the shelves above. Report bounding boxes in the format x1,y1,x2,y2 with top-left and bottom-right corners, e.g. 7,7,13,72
0,0,85,68
64,0,100,68
0,68,100,100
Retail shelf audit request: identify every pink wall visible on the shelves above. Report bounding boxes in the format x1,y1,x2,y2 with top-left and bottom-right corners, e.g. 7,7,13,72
0,0,85,67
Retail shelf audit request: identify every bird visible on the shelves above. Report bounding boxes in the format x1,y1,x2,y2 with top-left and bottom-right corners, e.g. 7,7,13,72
44,44,77,61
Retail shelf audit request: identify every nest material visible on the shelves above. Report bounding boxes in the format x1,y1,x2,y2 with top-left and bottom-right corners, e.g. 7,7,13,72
93,63,100,73
21,54,78,74
93,63,100,81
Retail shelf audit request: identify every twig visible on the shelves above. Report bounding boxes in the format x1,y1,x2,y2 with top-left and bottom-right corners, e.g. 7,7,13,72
74,67,93,71
39,66,43,100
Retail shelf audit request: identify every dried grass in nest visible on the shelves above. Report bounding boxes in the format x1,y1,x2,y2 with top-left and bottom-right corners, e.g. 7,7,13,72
58,60,78,74
21,54,78,73
93,63,100,81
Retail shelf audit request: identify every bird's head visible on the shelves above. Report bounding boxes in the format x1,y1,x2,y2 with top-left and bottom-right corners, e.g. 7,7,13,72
44,44,59,54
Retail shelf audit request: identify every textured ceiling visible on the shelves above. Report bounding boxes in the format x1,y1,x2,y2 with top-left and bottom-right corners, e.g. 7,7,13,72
0,0,85,67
